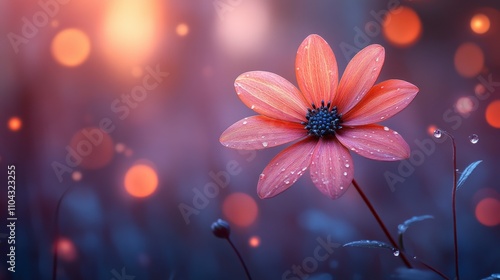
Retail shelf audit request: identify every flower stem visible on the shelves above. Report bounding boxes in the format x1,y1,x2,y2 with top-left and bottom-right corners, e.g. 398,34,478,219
352,179,412,268
226,238,252,280
442,131,459,280
410,255,449,280
52,186,73,280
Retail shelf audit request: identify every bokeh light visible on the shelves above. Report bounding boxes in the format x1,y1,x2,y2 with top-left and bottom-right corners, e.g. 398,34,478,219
222,193,258,227
8,116,22,131
51,28,91,67
454,42,484,78
475,83,486,97
55,238,77,262
72,171,82,181
124,164,159,198
176,23,189,37
475,198,500,226
470,13,490,34
383,6,422,47
101,0,160,67
486,100,500,128
249,236,260,247
115,143,126,153
427,124,437,136
455,96,475,116
69,127,114,169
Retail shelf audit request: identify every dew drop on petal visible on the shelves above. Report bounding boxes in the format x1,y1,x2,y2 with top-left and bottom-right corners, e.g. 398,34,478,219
393,250,400,256
383,126,389,131
259,173,265,180
343,172,347,176
284,180,290,185
251,105,255,109
243,121,248,125
433,129,442,139
469,134,479,144
262,142,268,147
345,163,350,168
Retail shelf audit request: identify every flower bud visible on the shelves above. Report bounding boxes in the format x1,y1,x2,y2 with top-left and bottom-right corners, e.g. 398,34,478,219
211,219,231,239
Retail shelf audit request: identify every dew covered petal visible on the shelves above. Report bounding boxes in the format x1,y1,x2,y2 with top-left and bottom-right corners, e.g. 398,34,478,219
336,125,410,161
220,116,306,150
257,138,317,198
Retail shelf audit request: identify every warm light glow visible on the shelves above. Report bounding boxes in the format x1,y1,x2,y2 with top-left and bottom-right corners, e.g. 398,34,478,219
223,193,258,227
454,42,484,78
475,198,500,226
115,143,126,153
215,1,270,56
55,238,77,262
470,13,490,34
124,164,158,198
249,236,260,247
8,117,22,131
131,66,143,78
69,127,114,169
51,28,91,67
427,125,437,136
51,20,59,28
475,84,486,97
176,23,189,36
486,100,500,128
101,0,160,66
72,171,82,181
383,7,422,47
455,96,475,116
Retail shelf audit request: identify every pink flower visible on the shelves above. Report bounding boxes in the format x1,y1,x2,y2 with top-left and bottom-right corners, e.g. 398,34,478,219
220,34,419,199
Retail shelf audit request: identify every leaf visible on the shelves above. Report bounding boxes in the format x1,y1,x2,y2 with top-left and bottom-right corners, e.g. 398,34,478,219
343,240,395,251
398,215,434,234
482,273,500,280
457,160,482,189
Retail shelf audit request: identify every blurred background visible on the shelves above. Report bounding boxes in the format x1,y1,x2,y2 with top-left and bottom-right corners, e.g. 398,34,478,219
1,0,500,279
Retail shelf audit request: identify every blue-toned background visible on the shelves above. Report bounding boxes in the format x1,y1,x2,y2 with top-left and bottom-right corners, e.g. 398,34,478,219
1,0,500,279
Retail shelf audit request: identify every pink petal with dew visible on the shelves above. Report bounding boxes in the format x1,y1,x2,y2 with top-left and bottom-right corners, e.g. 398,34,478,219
295,34,339,107
310,139,354,199
343,80,419,126
258,138,317,199
336,125,410,161
335,44,385,114
220,116,306,150
235,71,308,123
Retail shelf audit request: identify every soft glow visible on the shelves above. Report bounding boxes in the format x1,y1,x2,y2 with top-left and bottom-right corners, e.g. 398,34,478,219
115,143,126,153
486,100,500,128
427,125,437,136
470,14,490,34
249,236,260,247
131,66,143,78
51,28,91,67
124,164,158,198
69,127,114,170
475,84,486,97
101,0,160,67
223,193,258,227
72,171,82,181
215,1,270,55
475,198,500,226
454,42,484,78
383,7,422,47
8,117,22,131
55,238,77,262
176,23,189,37
455,96,475,116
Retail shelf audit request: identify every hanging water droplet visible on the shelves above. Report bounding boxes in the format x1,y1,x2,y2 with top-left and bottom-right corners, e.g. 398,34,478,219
262,142,268,147
259,173,265,180
393,250,400,256
469,134,479,144
433,129,442,139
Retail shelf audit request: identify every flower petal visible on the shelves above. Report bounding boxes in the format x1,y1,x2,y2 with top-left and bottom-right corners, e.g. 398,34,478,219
257,138,317,198
309,139,353,199
343,80,419,126
220,116,306,150
235,71,308,123
336,125,410,161
295,34,339,107
335,44,385,114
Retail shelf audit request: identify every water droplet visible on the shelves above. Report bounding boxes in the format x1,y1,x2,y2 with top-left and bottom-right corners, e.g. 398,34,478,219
383,126,389,131
433,129,442,139
343,172,347,176
345,163,350,168
251,105,255,109
296,67,300,71
262,142,268,147
284,180,290,185
380,85,384,89
393,250,400,257
236,92,241,95
242,121,248,125
259,173,265,180
280,168,286,172
396,88,400,91
302,167,307,172
380,116,385,120
469,134,479,144
376,57,380,62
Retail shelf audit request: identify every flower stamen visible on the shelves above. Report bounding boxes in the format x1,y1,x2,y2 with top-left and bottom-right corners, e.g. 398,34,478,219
302,100,342,137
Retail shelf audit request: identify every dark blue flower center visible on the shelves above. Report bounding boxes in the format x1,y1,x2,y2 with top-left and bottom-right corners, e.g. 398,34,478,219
302,101,342,137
